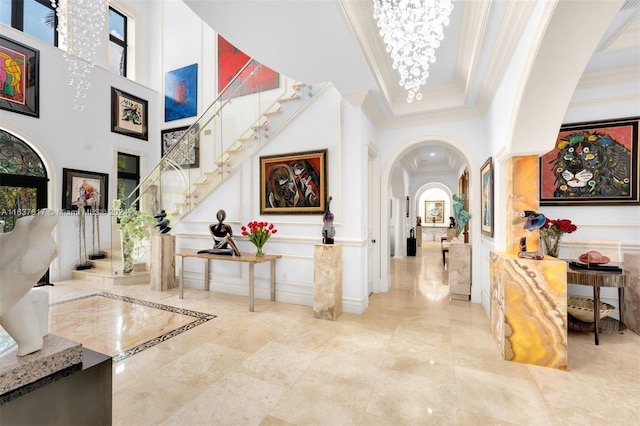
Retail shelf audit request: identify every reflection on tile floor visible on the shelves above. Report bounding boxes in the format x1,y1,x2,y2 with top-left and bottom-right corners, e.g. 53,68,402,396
49,292,215,362
43,242,639,425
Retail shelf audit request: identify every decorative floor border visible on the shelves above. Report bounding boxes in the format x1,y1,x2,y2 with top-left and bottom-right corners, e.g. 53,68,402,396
50,292,216,363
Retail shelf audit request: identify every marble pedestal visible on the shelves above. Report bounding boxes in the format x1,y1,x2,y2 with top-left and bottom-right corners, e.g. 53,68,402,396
313,244,342,320
415,225,422,247
448,242,471,300
150,234,176,291
622,253,640,335
0,333,82,395
490,251,567,369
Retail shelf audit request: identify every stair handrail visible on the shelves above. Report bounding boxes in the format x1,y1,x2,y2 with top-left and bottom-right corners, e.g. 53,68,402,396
124,59,261,208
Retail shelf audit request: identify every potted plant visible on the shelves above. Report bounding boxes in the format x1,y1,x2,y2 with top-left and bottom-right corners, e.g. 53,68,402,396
112,199,155,274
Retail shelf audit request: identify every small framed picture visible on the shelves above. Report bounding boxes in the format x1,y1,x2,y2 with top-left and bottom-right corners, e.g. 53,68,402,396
62,168,109,212
424,200,444,224
0,35,39,118
111,87,148,141
480,157,494,237
260,149,327,214
161,125,199,168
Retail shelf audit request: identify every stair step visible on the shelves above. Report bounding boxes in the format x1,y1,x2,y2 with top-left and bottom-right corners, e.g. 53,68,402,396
71,269,150,285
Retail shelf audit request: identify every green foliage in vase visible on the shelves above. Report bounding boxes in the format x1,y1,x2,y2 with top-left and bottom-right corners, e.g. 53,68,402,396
112,199,155,273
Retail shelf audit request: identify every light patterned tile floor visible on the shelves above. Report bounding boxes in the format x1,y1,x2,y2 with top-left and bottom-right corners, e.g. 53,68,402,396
43,241,639,425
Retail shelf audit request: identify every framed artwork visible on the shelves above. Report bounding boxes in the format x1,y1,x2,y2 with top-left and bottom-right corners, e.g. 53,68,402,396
424,200,444,224
62,168,109,212
111,87,148,141
480,157,494,237
165,63,198,122
540,117,639,205
161,125,200,168
217,35,279,99
260,149,327,214
0,35,39,118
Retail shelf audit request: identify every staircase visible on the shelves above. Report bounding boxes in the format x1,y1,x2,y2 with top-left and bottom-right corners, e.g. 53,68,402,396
129,60,325,225
70,249,150,285
69,59,324,282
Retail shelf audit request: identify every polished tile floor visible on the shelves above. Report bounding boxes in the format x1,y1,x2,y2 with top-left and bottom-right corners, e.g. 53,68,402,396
44,241,639,425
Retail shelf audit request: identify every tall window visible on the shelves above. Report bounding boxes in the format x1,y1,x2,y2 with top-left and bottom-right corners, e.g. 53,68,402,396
117,152,139,210
109,6,127,76
1,0,58,45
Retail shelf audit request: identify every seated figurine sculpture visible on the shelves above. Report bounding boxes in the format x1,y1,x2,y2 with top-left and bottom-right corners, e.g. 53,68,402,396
0,210,58,356
198,209,240,256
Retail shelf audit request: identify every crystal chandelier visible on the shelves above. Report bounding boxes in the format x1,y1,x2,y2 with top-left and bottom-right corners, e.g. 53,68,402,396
52,0,107,111
373,0,455,103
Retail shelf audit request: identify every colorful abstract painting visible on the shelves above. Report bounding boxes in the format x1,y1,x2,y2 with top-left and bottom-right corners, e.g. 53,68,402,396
540,117,639,205
165,64,198,122
0,36,39,117
260,150,327,214
218,35,279,99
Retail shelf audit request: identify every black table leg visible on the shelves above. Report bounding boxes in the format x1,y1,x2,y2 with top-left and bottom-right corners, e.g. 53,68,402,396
593,286,600,345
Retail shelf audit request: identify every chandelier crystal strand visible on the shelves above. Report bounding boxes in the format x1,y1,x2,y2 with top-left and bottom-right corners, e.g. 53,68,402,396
52,0,107,111
373,0,454,103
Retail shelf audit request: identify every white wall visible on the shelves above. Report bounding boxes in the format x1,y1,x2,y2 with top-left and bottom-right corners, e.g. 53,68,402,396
0,21,161,281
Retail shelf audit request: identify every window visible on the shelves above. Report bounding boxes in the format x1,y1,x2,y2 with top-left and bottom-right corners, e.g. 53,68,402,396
2,0,57,46
109,7,127,76
117,152,139,210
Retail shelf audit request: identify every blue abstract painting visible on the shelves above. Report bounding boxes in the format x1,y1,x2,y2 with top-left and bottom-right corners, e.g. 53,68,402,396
165,63,197,122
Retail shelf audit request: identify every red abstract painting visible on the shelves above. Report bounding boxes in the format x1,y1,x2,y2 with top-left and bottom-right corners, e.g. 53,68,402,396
217,35,279,99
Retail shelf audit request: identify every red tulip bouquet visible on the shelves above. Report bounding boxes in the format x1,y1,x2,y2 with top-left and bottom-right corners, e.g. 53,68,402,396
241,221,277,257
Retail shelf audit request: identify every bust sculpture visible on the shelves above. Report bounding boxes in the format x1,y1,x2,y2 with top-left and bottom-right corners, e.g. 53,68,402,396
0,210,58,356
198,209,240,256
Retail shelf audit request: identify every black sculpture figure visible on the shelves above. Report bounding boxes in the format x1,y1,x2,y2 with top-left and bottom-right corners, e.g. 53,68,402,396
198,209,240,256
448,216,456,229
322,196,335,244
154,210,171,234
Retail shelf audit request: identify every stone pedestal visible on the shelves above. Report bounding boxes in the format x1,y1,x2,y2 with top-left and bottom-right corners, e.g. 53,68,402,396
415,225,422,247
313,244,342,320
150,234,176,291
490,251,567,369
622,253,640,335
449,242,471,300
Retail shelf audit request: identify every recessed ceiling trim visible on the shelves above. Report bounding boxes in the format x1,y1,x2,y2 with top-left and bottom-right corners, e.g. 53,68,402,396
475,0,538,112
578,66,640,87
455,0,492,97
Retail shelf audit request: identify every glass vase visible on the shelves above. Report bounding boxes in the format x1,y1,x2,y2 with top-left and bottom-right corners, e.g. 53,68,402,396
541,234,561,257
255,246,264,257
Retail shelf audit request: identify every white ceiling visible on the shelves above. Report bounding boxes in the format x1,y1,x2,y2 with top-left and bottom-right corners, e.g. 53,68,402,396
184,0,639,181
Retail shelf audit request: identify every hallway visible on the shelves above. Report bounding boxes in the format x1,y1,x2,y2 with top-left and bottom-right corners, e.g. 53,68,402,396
40,241,640,425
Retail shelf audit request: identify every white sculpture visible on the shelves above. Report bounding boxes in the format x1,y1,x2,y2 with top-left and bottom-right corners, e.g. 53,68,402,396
0,210,58,356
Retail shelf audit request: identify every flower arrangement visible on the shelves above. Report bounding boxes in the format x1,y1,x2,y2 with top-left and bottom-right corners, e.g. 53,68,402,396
241,221,277,257
539,218,578,257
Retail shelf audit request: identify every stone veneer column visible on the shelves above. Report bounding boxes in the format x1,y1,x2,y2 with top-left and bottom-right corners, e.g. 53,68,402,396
506,155,541,254
490,251,567,369
150,234,176,291
313,244,342,320
622,253,640,335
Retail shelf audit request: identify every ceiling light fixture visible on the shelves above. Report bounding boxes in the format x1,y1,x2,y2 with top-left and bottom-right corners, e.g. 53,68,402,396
373,0,455,103
52,0,108,111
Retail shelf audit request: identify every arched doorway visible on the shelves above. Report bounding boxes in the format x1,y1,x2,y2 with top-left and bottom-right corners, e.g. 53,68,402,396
0,129,50,284
379,137,481,302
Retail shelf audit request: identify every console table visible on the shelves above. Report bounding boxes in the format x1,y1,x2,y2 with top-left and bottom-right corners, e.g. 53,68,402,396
567,264,630,345
175,251,282,312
